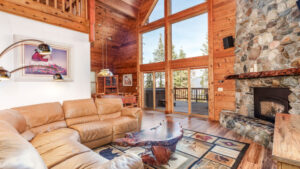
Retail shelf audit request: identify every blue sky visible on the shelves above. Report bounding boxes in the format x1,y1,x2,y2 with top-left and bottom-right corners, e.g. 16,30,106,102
142,0,207,64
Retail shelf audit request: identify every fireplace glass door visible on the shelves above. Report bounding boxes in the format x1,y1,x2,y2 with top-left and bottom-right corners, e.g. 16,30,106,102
254,87,291,123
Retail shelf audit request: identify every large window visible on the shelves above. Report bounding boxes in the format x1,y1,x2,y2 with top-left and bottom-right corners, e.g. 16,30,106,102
172,13,208,60
148,0,164,23
171,0,206,14
142,27,165,64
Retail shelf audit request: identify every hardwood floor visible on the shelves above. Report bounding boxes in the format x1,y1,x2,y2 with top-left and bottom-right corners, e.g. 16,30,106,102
141,110,276,169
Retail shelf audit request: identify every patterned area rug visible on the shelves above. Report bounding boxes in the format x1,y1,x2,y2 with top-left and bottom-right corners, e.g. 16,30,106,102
94,129,249,169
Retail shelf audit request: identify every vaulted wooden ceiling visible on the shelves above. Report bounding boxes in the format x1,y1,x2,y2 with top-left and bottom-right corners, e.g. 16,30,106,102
96,0,142,19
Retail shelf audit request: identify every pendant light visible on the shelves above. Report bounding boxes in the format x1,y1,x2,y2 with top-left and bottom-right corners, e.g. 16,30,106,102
98,37,113,77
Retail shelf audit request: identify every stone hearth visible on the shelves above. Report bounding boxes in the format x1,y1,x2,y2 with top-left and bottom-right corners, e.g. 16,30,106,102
220,111,274,148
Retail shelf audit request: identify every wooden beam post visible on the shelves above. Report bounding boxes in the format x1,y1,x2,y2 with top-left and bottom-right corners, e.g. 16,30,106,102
88,0,95,42
208,0,215,120
164,0,172,114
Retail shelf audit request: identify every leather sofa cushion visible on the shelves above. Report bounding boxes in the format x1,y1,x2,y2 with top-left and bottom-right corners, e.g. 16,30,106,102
0,131,47,169
63,99,98,119
70,121,112,143
101,153,144,169
31,128,80,148
36,139,90,168
107,117,138,135
0,109,26,133
95,98,123,115
83,135,112,149
13,102,66,130
122,107,143,131
29,120,67,135
66,115,99,127
51,151,109,169
99,112,121,120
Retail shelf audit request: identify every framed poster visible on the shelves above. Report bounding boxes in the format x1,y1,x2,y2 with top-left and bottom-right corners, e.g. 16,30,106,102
13,35,72,81
123,74,132,86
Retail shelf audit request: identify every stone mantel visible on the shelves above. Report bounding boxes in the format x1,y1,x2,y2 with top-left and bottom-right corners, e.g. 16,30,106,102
225,68,300,80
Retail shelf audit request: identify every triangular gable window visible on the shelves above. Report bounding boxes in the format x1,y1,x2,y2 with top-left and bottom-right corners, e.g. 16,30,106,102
145,0,164,24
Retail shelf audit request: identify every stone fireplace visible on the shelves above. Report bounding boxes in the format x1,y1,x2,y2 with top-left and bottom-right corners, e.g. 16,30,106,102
220,0,300,148
234,0,300,118
254,87,291,123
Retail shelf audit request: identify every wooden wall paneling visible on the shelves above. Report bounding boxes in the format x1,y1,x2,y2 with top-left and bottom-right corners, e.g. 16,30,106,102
211,0,236,120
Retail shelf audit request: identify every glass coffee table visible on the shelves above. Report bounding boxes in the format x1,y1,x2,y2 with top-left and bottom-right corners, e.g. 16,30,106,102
113,120,183,166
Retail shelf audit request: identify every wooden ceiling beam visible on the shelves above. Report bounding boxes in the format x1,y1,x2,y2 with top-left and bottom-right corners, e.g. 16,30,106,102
96,0,137,19
120,0,140,9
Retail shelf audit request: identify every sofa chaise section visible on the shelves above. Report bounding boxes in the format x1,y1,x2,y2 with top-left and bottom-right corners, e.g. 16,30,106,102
0,100,144,169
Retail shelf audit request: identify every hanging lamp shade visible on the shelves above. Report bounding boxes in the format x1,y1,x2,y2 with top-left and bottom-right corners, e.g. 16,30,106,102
97,69,113,77
97,37,113,77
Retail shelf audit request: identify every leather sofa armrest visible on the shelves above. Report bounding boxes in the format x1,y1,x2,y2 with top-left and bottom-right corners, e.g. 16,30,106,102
121,108,143,131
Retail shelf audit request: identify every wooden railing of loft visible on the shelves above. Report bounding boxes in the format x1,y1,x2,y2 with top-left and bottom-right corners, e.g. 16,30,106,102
0,0,90,33
34,0,87,18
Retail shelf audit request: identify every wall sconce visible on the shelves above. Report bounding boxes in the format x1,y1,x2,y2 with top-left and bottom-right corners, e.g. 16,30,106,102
0,39,63,81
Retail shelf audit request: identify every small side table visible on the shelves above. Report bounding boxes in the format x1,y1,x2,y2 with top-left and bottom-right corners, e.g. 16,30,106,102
273,113,300,169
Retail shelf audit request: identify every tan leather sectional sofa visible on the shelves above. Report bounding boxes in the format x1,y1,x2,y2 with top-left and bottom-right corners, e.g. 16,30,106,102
0,98,144,169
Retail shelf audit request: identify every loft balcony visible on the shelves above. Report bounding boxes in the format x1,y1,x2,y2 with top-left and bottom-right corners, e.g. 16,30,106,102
0,0,89,33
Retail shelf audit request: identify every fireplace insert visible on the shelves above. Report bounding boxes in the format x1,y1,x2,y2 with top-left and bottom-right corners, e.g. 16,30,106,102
254,88,291,123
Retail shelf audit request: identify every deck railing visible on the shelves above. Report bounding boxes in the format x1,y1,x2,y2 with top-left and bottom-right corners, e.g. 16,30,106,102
174,88,208,102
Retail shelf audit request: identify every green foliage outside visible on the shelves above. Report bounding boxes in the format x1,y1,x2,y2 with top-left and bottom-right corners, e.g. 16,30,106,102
144,33,208,89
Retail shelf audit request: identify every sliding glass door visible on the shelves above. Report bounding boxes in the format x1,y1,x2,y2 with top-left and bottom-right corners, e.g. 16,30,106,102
155,72,166,111
144,73,153,109
172,68,208,116
142,72,165,111
172,70,189,113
